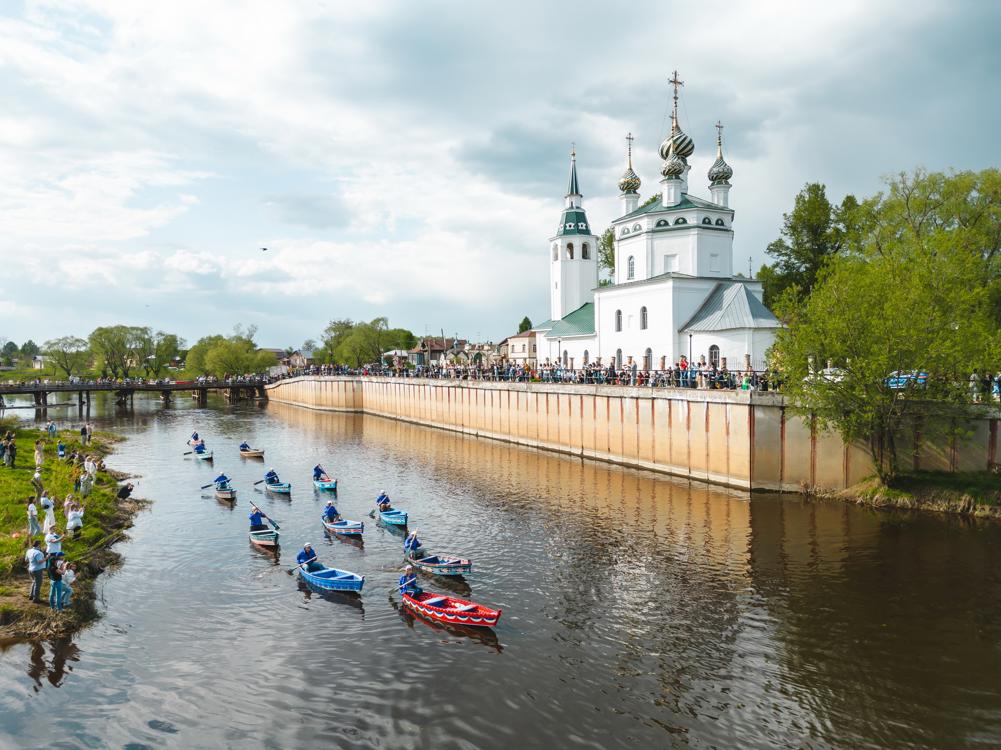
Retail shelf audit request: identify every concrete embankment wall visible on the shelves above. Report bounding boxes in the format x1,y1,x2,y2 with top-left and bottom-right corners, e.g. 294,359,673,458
265,376,999,492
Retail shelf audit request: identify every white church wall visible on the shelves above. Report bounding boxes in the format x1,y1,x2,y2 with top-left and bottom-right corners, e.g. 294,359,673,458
615,232,647,284
694,231,734,277
595,282,678,369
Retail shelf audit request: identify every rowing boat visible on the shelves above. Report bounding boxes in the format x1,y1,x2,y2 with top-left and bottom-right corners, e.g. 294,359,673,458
406,550,472,576
240,448,265,458
214,483,237,501
249,528,279,547
194,450,213,461
265,482,292,494
313,477,338,491
379,509,408,526
298,565,364,592
401,591,501,628
322,517,364,536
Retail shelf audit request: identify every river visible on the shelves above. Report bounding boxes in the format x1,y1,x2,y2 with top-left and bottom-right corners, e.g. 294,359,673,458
0,393,999,749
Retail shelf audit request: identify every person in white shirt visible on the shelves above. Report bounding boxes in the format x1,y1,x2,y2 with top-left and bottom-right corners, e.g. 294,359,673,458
66,504,84,537
24,541,46,602
61,562,77,607
40,493,56,534
45,528,63,556
26,496,41,536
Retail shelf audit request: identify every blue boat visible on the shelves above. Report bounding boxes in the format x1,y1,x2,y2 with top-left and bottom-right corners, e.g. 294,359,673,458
322,517,364,536
313,478,338,491
265,482,292,494
379,509,408,526
298,565,364,592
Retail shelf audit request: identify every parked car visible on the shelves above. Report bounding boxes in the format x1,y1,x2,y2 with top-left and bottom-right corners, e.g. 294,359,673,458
885,370,928,390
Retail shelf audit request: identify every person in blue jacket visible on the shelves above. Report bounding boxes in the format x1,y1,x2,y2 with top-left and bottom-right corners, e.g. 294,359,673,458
249,505,268,531
214,473,230,489
404,529,423,558
190,431,199,443
264,467,280,485
323,501,341,523
398,565,421,596
56,441,66,458
193,439,207,454
313,465,325,480
296,543,322,572
376,490,392,511
239,441,251,451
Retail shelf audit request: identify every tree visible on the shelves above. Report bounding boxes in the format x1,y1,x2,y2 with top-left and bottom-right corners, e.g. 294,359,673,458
597,228,615,277
775,169,1001,483
185,335,227,375
517,316,533,333
87,326,146,378
42,336,90,378
319,318,416,366
136,331,184,377
20,339,40,358
759,183,857,310
1,340,17,367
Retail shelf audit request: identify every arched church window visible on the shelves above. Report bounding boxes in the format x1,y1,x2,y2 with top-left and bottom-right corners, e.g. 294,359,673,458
709,345,720,368
674,217,688,225
583,350,589,365
562,350,568,367
627,256,635,280
622,228,630,236
702,217,712,225
615,349,623,368
581,243,590,259
633,223,642,231
643,348,653,370
656,219,669,227
615,310,622,332
640,306,648,329
715,218,725,226
566,242,574,259
552,243,558,261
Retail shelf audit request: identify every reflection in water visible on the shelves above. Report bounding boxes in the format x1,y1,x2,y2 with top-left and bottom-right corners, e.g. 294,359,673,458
0,393,997,749
25,639,80,690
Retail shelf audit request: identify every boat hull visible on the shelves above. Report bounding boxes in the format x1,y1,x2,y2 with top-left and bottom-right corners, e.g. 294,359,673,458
195,451,213,461
240,449,265,458
379,509,408,526
402,592,501,628
249,529,279,546
298,566,364,592
407,552,472,576
214,487,237,501
322,518,364,536
313,478,338,491
265,482,292,494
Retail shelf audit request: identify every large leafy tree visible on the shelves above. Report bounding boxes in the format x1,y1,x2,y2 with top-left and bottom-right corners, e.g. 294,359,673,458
87,325,147,378
42,336,90,378
760,183,857,309
19,339,40,358
319,318,416,366
776,168,1001,483
517,316,533,333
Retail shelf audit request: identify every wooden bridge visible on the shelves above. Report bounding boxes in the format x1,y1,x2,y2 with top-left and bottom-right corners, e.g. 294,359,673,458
0,378,269,411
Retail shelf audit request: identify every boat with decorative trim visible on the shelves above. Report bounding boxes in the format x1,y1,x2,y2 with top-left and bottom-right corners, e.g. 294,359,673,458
401,591,501,628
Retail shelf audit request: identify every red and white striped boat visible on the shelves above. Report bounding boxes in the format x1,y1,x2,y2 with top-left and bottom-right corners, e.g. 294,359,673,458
402,591,501,628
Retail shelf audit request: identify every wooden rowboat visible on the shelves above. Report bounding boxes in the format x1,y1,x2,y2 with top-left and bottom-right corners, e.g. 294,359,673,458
402,591,501,628
265,482,292,494
249,528,279,547
379,509,408,526
298,565,364,592
240,448,265,458
194,450,213,461
313,477,338,491
215,484,237,502
322,517,364,536
406,550,472,577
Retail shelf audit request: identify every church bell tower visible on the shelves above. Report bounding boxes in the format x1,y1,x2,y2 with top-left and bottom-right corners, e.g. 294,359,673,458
549,147,598,321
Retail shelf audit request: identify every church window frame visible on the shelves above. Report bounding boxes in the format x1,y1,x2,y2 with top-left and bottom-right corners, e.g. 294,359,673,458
632,223,642,232
614,309,622,332
674,217,688,225
627,255,635,280
709,345,720,368
655,219,669,227
581,242,590,259
615,349,623,368
709,253,721,272
562,350,568,367
640,306,648,329
622,227,630,236
583,350,589,365
715,218,725,227
643,348,653,370
577,222,587,230
702,217,712,225
566,242,574,260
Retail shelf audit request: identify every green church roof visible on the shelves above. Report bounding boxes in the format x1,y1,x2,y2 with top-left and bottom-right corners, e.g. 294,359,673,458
615,192,732,223
556,208,591,236
548,303,595,337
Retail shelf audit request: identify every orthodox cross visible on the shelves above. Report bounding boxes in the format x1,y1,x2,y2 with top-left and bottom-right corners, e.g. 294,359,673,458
668,70,684,127
625,132,634,165
715,120,724,142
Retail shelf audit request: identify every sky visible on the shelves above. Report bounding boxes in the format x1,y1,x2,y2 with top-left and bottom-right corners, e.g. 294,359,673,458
1,0,999,350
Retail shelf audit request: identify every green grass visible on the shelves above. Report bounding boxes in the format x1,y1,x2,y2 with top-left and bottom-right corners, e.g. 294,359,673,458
890,471,1001,504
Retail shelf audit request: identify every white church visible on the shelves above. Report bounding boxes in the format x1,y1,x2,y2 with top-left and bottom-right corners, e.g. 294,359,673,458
532,74,780,373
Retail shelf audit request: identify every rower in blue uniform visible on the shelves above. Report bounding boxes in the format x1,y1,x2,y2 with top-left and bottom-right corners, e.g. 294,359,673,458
190,431,200,442
239,441,251,451
313,464,327,481
404,529,424,558
249,505,268,531
264,467,280,485
323,501,341,523
398,565,422,596
214,473,231,489
296,543,322,572
194,439,207,454
376,490,392,511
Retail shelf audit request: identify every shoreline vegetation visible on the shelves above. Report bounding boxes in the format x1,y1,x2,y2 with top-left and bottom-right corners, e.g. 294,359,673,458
0,417,144,643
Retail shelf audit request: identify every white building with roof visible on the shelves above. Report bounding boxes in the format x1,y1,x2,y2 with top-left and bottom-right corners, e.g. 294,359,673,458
535,72,780,372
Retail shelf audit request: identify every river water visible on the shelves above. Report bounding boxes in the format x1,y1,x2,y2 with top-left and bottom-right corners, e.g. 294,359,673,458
0,393,999,749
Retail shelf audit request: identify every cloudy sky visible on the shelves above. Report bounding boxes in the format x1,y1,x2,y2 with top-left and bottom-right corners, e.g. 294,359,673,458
1,0,999,350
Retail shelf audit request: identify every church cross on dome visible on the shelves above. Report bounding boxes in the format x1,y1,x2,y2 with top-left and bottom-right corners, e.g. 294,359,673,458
668,70,684,128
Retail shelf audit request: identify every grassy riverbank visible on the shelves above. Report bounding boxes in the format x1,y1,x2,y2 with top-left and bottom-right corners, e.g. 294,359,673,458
0,418,143,641
823,471,1001,519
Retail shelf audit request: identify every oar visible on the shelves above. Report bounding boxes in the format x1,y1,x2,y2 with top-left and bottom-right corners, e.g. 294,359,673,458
286,558,319,576
199,482,216,490
253,479,265,485
183,451,193,455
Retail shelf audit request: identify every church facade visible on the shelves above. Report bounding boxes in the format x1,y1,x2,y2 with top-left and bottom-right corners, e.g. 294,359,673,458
534,75,780,373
